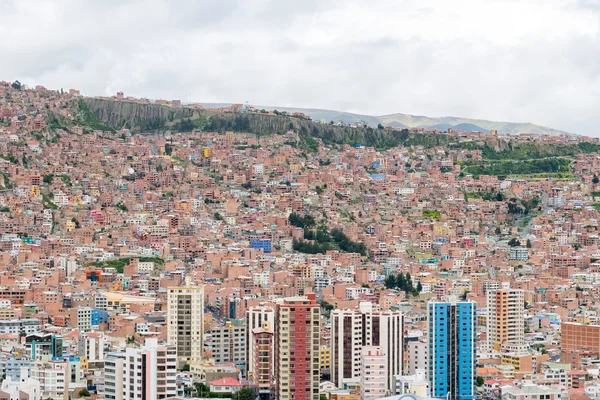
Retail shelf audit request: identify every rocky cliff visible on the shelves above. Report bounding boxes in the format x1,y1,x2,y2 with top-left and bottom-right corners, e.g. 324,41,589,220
81,98,453,149
82,98,196,131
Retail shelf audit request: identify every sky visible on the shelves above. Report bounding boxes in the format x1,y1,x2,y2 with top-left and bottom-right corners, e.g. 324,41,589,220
1,0,600,135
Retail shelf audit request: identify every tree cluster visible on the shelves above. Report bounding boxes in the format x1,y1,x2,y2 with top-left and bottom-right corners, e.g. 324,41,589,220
507,197,541,215
288,212,316,229
293,226,367,256
384,272,422,296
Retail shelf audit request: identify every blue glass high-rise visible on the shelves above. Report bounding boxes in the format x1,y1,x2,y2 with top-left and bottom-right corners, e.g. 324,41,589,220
428,301,476,400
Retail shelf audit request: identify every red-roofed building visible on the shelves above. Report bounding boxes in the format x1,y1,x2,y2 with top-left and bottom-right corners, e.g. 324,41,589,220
209,377,245,393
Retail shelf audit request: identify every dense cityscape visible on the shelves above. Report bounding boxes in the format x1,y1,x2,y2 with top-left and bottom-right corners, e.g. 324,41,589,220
2,80,600,400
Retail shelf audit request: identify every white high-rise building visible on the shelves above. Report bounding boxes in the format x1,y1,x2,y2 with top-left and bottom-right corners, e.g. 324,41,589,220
245,304,276,376
104,338,177,400
104,352,125,400
78,331,105,362
406,341,427,375
486,286,525,352
30,359,85,400
167,279,204,365
330,302,403,392
360,346,387,400
0,367,41,399
205,321,246,365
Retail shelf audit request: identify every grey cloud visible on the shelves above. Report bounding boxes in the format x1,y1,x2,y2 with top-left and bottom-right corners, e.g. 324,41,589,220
1,0,600,135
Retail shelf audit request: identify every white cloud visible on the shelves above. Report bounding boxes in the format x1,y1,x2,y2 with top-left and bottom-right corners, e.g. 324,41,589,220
1,0,599,135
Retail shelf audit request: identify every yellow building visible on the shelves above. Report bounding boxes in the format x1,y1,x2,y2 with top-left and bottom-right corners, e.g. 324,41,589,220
320,346,330,369
31,186,40,195
80,356,89,371
291,264,311,279
329,392,359,400
202,147,212,158
101,291,157,312
0,308,16,319
66,220,76,232
433,222,449,236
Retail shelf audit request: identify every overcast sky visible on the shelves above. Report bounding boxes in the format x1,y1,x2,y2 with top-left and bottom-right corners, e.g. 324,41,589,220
1,0,599,135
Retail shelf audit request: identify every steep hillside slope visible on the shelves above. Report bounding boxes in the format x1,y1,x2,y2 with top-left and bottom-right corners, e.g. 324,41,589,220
223,105,571,136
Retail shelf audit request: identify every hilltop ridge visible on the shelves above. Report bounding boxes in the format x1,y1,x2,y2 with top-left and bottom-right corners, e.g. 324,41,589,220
195,103,571,136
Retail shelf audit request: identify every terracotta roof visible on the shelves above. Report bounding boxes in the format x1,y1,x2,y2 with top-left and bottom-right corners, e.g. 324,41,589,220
210,377,244,387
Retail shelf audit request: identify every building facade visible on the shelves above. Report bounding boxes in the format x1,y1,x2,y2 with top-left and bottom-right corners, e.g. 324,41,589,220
330,302,404,392
275,295,320,400
251,323,275,399
246,304,276,377
205,321,246,366
104,338,177,400
486,287,525,352
428,300,476,400
167,281,204,366
360,346,387,400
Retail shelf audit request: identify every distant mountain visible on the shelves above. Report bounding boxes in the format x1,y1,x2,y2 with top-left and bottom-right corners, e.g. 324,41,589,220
195,103,571,136
452,123,489,132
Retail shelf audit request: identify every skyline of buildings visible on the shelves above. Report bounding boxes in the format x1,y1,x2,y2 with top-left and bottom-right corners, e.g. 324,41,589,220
3,81,600,400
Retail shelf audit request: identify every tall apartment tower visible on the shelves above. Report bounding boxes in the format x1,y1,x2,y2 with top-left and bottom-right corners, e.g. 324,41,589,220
486,286,525,352
275,294,321,400
167,280,204,366
104,338,177,400
246,304,276,376
428,299,476,400
251,322,275,400
406,341,428,375
205,321,246,366
330,302,403,392
360,346,387,400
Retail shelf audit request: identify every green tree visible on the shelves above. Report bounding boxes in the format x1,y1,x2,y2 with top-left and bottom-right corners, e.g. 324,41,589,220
396,273,406,291
79,388,91,397
319,300,334,316
594,174,599,184
384,274,396,289
234,387,256,400
377,123,384,130
194,382,210,397
405,273,414,291
42,174,54,184
508,238,520,247
181,363,190,371
526,239,532,248
416,281,423,293
476,376,484,387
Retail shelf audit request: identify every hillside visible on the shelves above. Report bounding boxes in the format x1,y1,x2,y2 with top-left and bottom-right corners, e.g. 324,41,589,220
198,103,570,136
76,98,600,176
80,98,454,150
